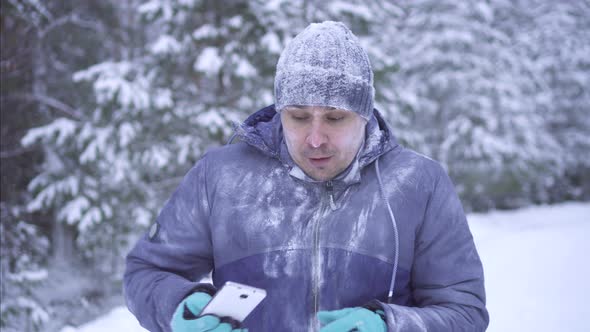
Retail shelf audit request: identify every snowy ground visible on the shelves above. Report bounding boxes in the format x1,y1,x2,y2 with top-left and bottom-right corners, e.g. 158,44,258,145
61,202,590,332
469,202,590,332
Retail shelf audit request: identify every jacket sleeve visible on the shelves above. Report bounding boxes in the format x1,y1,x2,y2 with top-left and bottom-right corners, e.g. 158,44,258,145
379,166,489,332
123,157,214,332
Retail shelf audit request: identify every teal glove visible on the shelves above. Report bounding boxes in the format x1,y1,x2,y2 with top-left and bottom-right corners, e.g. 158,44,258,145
318,307,386,332
170,292,247,332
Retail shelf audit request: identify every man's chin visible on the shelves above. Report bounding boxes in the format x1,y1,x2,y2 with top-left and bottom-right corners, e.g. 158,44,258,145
303,167,337,182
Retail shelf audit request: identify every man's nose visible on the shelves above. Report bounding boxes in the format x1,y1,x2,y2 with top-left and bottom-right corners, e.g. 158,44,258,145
306,122,328,148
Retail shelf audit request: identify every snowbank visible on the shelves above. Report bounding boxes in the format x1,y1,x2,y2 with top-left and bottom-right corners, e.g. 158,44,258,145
469,202,590,332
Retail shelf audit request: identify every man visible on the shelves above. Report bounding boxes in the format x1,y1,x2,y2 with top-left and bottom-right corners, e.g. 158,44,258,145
124,21,489,332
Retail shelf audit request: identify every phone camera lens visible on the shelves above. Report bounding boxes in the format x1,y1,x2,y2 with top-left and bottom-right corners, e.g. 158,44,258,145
240,294,248,299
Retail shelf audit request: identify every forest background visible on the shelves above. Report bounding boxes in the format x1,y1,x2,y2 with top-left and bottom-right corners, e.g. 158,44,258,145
1,1,588,331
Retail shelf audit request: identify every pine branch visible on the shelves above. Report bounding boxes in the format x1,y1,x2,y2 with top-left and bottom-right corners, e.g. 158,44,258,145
0,146,36,159
2,93,84,120
39,13,107,39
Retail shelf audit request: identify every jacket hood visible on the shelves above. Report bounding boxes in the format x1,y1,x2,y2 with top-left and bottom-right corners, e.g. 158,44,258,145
234,104,399,184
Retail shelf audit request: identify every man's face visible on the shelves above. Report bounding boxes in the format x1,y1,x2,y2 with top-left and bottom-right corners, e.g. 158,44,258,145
281,106,366,181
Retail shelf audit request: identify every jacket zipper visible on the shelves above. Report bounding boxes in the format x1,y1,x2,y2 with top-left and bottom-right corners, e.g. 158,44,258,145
312,181,335,331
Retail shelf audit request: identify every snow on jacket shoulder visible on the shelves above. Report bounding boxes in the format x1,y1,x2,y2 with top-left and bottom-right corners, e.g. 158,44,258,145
123,106,488,332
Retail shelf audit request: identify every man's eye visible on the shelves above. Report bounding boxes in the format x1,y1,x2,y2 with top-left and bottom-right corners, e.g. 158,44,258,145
327,117,344,122
292,115,309,121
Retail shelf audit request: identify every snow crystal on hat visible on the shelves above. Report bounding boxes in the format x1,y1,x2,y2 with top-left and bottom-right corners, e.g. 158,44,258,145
274,21,375,120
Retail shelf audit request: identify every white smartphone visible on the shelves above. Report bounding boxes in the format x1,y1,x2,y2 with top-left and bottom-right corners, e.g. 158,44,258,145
199,281,267,322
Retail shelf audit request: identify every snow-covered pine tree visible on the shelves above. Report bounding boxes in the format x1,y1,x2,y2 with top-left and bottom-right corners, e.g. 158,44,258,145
21,0,398,279
385,0,561,210
525,1,590,201
0,204,49,331
20,0,287,285
2,1,122,330
22,13,152,283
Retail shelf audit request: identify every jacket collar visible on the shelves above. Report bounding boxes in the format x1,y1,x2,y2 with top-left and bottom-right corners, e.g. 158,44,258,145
235,104,398,186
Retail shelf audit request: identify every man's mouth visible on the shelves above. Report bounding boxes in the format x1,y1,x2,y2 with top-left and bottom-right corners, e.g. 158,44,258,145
308,156,332,167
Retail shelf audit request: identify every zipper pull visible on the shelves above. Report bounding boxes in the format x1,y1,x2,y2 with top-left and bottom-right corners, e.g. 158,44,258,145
326,181,337,211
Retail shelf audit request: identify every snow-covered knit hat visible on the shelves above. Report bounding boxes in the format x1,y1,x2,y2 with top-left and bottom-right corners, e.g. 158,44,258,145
274,21,374,121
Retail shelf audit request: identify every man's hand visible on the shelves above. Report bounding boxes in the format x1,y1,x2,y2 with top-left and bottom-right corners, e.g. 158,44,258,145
318,307,386,332
170,292,246,332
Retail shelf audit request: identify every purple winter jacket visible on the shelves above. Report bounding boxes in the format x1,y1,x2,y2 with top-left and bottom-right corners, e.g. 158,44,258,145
124,106,489,331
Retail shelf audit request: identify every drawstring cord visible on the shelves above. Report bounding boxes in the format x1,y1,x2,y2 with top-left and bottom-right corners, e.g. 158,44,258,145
227,132,238,144
375,157,399,304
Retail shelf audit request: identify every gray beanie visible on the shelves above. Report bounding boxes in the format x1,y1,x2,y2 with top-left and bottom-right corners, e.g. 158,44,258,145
274,21,375,121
